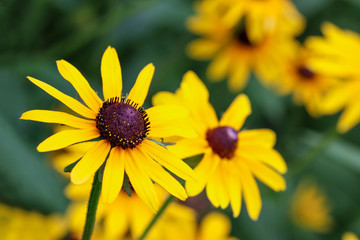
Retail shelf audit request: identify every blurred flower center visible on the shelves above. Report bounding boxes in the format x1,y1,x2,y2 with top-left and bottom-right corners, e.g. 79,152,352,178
297,66,315,80
96,97,149,148
236,28,253,46
206,126,238,159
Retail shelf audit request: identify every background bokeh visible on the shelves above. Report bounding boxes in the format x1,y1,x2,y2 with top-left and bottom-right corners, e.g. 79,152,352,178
1,0,360,239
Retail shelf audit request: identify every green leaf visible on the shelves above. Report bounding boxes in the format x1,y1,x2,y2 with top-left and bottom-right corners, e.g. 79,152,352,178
0,114,68,214
123,173,132,197
64,159,80,173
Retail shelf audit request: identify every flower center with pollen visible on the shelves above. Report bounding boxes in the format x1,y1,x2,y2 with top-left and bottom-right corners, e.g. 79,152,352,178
96,97,150,149
206,126,238,159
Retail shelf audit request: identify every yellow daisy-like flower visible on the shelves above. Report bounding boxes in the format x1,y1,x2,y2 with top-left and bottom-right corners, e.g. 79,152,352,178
343,232,360,240
20,46,196,211
273,44,339,116
148,204,236,240
186,0,302,91
153,71,287,220
306,22,360,132
65,185,156,240
291,179,334,233
0,203,65,240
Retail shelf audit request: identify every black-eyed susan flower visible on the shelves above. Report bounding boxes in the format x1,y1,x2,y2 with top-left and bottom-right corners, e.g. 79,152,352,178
271,44,339,116
186,0,303,91
20,46,196,211
291,179,334,233
153,71,287,220
306,23,360,132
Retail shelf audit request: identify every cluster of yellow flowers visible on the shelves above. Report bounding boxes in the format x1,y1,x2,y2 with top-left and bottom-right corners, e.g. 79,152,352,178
187,0,360,132
14,0,360,239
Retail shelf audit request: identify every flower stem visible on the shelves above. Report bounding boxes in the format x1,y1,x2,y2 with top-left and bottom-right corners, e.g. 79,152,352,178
288,127,339,177
138,195,174,240
82,170,102,240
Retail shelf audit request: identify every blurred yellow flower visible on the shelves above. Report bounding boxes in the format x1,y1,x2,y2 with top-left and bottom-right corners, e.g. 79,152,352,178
0,203,65,240
21,46,196,211
343,232,360,240
306,22,360,132
291,179,334,233
186,0,303,91
153,71,287,220
149,206,237,240
272,45,340,116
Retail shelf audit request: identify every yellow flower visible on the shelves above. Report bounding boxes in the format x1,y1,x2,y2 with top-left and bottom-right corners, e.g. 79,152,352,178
186,0,303,91
153,71,287,220
0,203,65,240
343,232,360,240
150,209,237,240
272,44,340,116
21,46,196,211
306,22,360,132
291,179,334,233
222,0,304,42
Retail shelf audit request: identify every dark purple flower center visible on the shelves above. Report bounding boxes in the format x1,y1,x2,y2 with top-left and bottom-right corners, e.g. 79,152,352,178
298,66,315,80
96,97,150,149
206,126,238,159
236,28,253,46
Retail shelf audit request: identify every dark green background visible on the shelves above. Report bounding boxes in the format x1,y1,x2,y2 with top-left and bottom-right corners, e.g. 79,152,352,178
1,0,360,239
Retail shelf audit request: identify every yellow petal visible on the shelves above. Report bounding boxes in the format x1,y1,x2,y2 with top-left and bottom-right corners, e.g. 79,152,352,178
186,39,220,60
167,137,207,159
207,50,232,82
179,71,218,129
319,83,353,115
102,147,125,203
71,140,110,184
228,60,250,92
146,105,189,124
152,91,181,106
224,161,242,217
125,149,159,212
199,212,231,239
337,101,360,133
146,105,197,138
132,148,188,200
206,162,230,209
37,128,99,152
128,63,155,106
20,110,95,129
186,151,219,196
27,77,96,119
220,94,251,130
245,159,286,192
104,202,128,239
141,140,196,182
101,46,122,100
237,147,287,174
180,70,209,102
148,120,197,139
237,161,262,221
238,129,276,148
56,60,102,112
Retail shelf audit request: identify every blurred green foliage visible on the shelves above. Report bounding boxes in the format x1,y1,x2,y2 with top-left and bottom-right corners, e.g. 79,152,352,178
1,0,360,239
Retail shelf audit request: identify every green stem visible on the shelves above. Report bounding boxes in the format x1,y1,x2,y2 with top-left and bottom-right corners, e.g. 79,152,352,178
82,170,102,240
138,195,174,240
288,127,339,177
